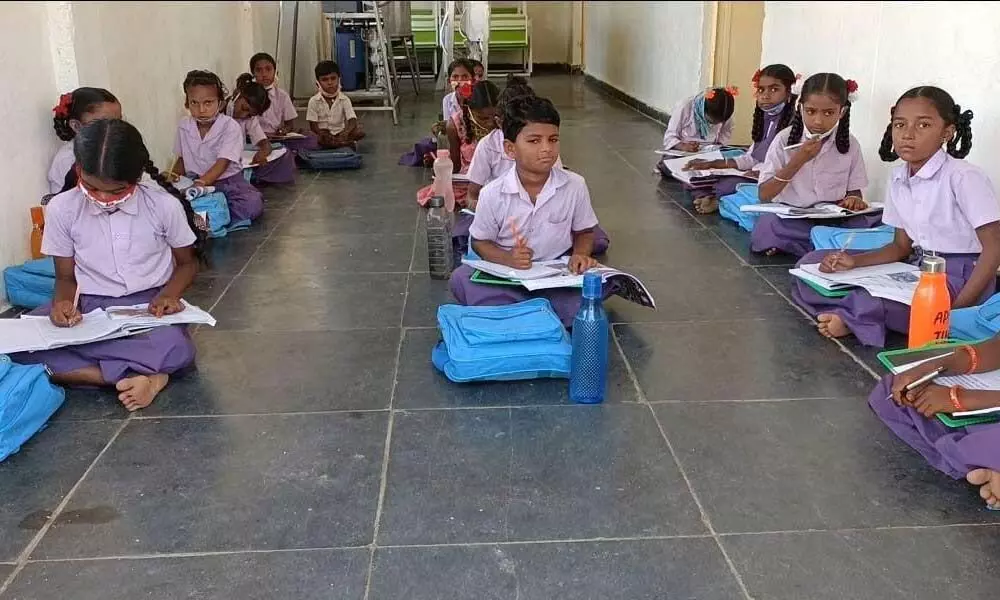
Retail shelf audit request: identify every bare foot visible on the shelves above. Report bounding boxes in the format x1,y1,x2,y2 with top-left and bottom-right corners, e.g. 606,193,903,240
115,373,169,412
695,196,719,214
817,313,850,339
967,468,1000,508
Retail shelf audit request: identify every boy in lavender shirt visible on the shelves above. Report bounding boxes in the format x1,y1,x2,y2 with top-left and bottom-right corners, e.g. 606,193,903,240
449,96,609,327
13,119,203,411
793,86,1000,346
171,70,263,224
751,73,878,257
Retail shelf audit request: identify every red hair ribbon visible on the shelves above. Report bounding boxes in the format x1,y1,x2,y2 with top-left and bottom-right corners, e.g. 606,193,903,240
725,85,739,98
845,79,859,94
52,93,73,118
795,73,803,81
751,69,762,85
705,88,717,100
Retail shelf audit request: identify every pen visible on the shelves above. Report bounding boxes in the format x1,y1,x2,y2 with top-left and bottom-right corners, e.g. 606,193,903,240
904,366,945,392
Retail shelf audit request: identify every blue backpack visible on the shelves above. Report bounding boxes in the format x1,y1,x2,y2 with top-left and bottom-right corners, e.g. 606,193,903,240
189,192,232,239
3,257,56,309
718,183,760,232
298,148,363,170
951,293,1000,342
431,299,572,382
810,224,895,251
0,355,65,462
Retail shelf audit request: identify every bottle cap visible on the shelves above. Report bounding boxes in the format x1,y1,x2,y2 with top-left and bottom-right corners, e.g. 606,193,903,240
428,195,445,208
582,271,602,299
921,255,946,273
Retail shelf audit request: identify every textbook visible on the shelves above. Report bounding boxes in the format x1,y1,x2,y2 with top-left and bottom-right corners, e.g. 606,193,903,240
241,146,289,169
268,131,306,141
655,144,721,158
740,202,884,220
790,262,919,305
462,257,657,308
0,301,216,354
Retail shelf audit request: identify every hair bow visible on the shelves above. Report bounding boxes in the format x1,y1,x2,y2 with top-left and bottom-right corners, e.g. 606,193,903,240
751,69,762,85
725,85,739,98
845,79,860,95
52,93,73,119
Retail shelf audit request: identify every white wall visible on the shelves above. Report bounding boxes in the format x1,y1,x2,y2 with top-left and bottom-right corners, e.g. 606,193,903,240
583,1,711,114
0,1,266,308
761,0,1000,201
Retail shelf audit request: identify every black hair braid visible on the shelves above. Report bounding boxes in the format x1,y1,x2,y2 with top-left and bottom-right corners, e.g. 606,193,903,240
834,103,852,154
779,93,798,131
750,106,764,143
53,115,75,142
879,122,897,162
787,108,805,146
949,105,973,159
143,161,209,265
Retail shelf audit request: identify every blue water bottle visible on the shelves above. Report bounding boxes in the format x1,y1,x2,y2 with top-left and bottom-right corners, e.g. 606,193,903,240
570,272,609,404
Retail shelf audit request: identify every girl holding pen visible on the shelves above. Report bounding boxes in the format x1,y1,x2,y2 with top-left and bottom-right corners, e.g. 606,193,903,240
791,86,1000,346
869,341,1000,509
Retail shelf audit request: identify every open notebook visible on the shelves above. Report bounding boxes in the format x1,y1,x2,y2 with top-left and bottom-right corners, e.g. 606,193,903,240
0,301,216,354
241,147,289,169
741,202,884,220
790,262,918,305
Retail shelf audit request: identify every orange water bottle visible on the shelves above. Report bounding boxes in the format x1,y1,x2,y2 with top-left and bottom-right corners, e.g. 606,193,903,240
908,255,950,348
29,206,45,259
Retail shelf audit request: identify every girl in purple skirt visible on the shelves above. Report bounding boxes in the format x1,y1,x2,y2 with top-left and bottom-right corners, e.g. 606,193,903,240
683,64,798,214
869,341,1000,508
249,52,320,155
450,96,609,327
13,119,204,411
171,70,263,224
228,75,297,185
793,86,1000,346
752,73,876,257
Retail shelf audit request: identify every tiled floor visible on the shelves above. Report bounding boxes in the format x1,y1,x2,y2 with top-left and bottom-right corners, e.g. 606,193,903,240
2,75,999,599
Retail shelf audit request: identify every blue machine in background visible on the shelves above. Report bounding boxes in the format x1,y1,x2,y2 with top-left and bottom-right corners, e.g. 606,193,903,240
335,28,367,91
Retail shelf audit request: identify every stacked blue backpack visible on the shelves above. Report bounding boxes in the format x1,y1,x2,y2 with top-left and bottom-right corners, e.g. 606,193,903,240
431,299,572,382
3,257,55,309
951,293,1000,342
0,355,65,462
810,224,895,251
298,148,363,171
189,192,232,238
718,183,760,232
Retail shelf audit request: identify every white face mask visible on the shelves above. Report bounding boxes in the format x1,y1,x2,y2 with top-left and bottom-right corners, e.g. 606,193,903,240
195,110,219,125
802,107,844,140
79,184,135,212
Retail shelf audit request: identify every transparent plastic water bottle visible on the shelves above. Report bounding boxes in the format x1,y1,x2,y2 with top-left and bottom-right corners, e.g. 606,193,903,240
426,195,453,280
432,133,456,212
570,272,609,404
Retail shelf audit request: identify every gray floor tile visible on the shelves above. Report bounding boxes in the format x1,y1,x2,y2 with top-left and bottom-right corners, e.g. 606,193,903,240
0,422,119,561
4,549,369,600
378,405,704,545
184,275,234,310
280,203,418,236
371,539,744,600
401,276,452,327
49,388,126,422
616,319,874,401
656,399,997,533
244,233,415,276
203,236,265,276
144,329,400,415
724,527,1000,600
33,414,386,558
601,229,741,270
393,329,640,409
210,272,406,332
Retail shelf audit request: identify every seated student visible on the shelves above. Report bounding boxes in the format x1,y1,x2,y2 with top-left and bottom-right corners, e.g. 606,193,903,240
249,52,319,154
307,61,365,150
12,119,203,411
751,73,877,257
228,74,297,185
868,341,1000,508
48,88,121,195
449,96,609,327
684,65,798,214
417,79,500,207
171,70,263,224
793,86,1000,346
659,87,736,157
442,59,475,124
469,58,485,82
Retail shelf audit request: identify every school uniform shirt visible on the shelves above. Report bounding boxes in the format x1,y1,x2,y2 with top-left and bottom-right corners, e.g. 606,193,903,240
882,149,1000,254
173,115,245,180
442,91,460,121
731,107,786,171
469,166,599,261
259,86,298,134
42,183,197,298
758,126,868,208
466,128,564,186
48,142,75,195
306,92,357,136
225,103,268,145
661,95,735,151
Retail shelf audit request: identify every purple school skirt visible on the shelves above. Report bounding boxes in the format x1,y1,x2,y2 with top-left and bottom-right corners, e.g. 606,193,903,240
10,287,196,383
449,263,619,328
279,134,320,155
750,212,884,258
791,250,991,347
254,149,297,185
868,376,1000,478
214,173,264,223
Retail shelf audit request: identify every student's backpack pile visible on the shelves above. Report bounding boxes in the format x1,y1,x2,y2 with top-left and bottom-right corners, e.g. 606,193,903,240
298,148,363,171
718,183,760,232
0,355,65,462
431,299,573,382
3,257,55,310
951,293,1000,342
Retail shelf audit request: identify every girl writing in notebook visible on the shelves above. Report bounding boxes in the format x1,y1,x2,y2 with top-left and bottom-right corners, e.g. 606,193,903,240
171,70,263,224
248,52,319,154
868,341,1000,508
12,119,204,411
48,88,121,195
752,73,876,257
684,65,798,214
793,86,1000,346
660,87,736,154
228,75,297,185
